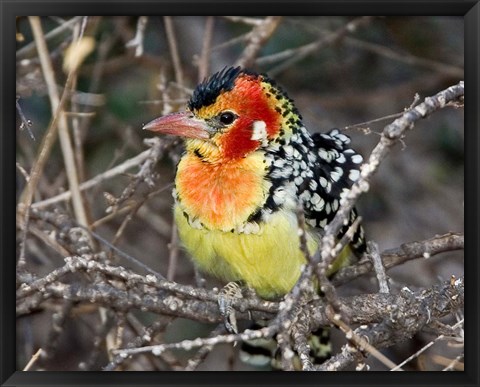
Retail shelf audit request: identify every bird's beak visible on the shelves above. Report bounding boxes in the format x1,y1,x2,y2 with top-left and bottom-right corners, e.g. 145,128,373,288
143,111,211,140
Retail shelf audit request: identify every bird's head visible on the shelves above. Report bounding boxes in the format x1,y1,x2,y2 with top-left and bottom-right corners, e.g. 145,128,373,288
143,67,301,162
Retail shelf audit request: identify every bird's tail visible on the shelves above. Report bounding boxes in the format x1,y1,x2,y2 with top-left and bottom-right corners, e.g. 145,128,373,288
239,321,332,370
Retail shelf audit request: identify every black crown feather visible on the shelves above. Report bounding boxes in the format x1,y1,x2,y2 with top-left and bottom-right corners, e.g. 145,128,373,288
188,66,257,111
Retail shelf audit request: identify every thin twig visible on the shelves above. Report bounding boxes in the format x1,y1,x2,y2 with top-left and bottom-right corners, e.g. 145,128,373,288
390,318,464,371
343,35,463,79
439,354,464,371
69,18,89,195
327,307,401,370
16,96,35,140
333,232,464,286
266,16,374,76
26,16,89,230
210,33,251,53
235,16,282,68
184,324,227,371
344,93,421,132
16,16,83,59
112,325,275,357
164,17,184,89
23,348,44,371
31,138,168,209
126,16,148,57
91,184,173,232
197,16,215,82
368,241,390,293
223,16,264,26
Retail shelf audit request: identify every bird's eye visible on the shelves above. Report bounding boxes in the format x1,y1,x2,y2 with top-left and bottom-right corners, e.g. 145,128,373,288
219,112,236,125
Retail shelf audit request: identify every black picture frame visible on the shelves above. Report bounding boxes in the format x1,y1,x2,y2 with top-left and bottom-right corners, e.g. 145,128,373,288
2,2,478,386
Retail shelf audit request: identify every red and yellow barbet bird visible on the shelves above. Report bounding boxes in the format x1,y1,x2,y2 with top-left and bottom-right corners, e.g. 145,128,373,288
144,66,366,366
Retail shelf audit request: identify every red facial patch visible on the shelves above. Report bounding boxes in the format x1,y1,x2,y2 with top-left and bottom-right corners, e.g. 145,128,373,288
217,76,281,159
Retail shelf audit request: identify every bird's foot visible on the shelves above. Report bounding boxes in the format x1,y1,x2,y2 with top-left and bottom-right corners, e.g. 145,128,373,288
218,281,243,334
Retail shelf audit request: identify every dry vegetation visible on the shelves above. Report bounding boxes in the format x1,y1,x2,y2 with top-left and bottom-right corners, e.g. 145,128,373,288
16,16,464,371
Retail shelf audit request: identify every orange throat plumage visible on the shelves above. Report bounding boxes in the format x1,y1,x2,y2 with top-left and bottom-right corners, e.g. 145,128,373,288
175,151,269,232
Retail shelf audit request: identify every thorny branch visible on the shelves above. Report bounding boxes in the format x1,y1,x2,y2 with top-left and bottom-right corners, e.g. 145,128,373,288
332,232,464,286
314,277,464,371
15,247,464,369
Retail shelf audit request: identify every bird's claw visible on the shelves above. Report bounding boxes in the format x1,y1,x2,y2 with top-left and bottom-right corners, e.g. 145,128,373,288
218,282,243,334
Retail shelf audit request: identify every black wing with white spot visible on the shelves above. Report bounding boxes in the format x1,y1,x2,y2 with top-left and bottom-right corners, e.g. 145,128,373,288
262,126,366,256
298,128,366,255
